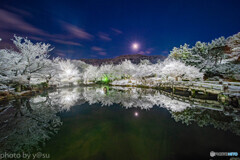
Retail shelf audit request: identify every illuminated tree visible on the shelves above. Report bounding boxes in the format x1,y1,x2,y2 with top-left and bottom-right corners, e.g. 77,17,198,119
0,36,53,91
58,59,80,85
169,37,226,71
83,65,99,84
161,60,203,81
169,43,192,62
12,36,54,85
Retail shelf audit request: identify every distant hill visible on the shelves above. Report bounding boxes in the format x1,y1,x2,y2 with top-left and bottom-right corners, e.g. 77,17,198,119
79,54,166,66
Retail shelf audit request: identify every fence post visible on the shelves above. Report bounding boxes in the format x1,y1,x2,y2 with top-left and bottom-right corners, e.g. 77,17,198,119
204,89,209,96
171,82,175,93
219,79,223,85
191,89,196,98
223,83,228,93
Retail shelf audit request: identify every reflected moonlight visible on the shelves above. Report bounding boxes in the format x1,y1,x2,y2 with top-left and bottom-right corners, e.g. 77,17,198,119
134,112,139,117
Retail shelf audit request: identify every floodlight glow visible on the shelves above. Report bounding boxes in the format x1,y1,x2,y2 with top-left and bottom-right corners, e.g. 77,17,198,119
101,75,109,83
102,76,108,82
65,69,72,75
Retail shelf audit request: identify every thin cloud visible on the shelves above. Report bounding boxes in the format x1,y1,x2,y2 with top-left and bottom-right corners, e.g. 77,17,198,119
0,9,88,49
98,52,107,56
0,9,49,37
98,32,112,41
52,39,82,46
91,46,107,56
54,49,76,57
138,51,145,55
55,51,66,57
4,6,33,17
61,21,94,40
91,46,104,52
138,48,154,55
111,28,123,34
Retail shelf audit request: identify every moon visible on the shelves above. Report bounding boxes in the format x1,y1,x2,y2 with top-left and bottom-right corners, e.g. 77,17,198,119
132,43,139,50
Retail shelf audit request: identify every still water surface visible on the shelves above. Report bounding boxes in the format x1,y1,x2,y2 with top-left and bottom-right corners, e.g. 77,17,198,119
0,86,240,160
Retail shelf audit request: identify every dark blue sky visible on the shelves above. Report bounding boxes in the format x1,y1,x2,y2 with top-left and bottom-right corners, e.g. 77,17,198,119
0,0,239,59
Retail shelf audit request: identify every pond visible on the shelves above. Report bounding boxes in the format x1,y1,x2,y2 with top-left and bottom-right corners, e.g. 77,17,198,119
0,86,240,160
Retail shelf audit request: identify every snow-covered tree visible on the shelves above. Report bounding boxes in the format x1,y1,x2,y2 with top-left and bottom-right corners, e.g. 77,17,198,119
58,59,80,85
71,60,89,74
0,49,24,82
169,36,228,79
226,32,240,62
135,61,156,79
0,36,54,91
161,60,203,81
98,64,114,81
31,58,61,86
12,36,54,85
190,41,209,69
83,65,99,84
169,43,192,63
207,36,226,66
117,60,137,78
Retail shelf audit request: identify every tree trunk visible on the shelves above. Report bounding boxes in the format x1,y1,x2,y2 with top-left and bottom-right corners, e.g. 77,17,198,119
15,84,21,92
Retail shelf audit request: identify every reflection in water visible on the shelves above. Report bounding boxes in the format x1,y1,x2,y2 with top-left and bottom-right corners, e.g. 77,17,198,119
82,86,191,112
0,98,62,153
0,86,240,154
172,107,240,135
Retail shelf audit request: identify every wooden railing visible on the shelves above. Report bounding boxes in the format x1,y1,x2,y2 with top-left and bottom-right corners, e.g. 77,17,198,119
154,81,240,95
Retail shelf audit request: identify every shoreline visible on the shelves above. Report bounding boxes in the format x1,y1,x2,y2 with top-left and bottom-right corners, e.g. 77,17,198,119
1,81,239,107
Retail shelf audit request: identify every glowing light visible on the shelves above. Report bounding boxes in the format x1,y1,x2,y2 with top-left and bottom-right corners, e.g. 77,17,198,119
134,112,139,117
65,69,72,75
132,43,139,50
64,95,72,102
101,75,109,83
102,76,108,82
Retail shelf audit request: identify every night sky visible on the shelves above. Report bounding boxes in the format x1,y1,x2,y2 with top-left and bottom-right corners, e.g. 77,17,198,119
0,0,240,59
